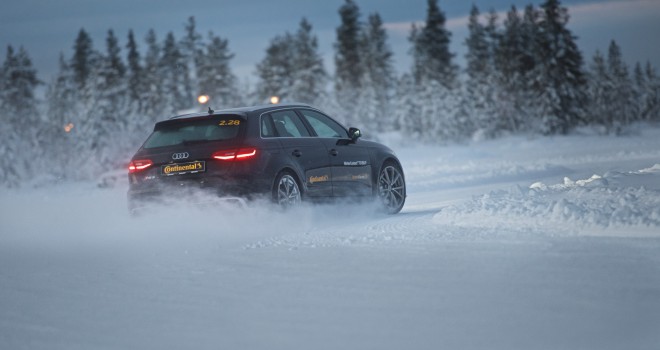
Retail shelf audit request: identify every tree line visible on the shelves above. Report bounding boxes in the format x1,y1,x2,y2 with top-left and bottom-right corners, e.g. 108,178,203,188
1,0,659,187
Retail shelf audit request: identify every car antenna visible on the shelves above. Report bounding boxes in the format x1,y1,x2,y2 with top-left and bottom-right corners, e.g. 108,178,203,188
208,107,214,114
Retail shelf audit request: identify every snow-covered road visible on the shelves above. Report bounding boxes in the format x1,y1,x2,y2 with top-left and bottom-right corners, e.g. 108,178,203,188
2,127,660,349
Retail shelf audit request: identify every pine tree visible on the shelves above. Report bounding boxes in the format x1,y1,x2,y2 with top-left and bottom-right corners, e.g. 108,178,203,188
533,0,587,134
410,0,457,88
45,53,79,179
633,62,645,109
465,5,490,84
160,32,189,114
71,29,96,89
92,30,129,165
606,40,637,131
464,5,495,135
256,19,326,106
68,28,102,168
196,32,241,109
0,46,41,186
255,33,295,103
494,5,534,133
587,50,613,131
142,29,166,122
644,62,660,121
1,46,40,120
357,13,395,131
520,5,539,75
180,16,202,105
126,29,144,113
334,0,363,117
290,18,327,105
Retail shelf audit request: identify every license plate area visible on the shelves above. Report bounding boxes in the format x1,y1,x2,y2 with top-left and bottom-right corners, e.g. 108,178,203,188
161,161,206,176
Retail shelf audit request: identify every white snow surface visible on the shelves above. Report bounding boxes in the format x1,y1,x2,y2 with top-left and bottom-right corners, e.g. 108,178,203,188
2,127,660,349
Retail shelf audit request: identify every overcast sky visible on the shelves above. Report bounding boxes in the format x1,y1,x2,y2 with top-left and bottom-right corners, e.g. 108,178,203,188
1,0,659,84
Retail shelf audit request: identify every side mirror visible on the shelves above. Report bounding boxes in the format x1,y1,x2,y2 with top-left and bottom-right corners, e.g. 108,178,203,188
348,127,361,142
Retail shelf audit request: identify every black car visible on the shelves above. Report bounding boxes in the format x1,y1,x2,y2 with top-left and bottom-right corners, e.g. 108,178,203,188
128,103,406,213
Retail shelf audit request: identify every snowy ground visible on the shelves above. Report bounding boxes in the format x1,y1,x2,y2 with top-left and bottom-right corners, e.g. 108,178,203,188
2,127,660,349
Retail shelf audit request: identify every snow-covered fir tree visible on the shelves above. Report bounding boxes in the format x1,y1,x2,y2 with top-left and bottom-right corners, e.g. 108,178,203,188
356,13,395,131
463,5,496,136
57,30,106,179
491,5,535,134
0,46,40,186
44,54,79,180
92,30,130,166
334,0,364,122
255,33,296,103
71,29,96,90
289,18,327,106
633,62,646,121
410,0,458,89
180,16,203,106
196,32,241,109
256,19,326,106
142,29,166,123
587,50,613,132
465,6,491,86
160,32,191,114
126,30,145,116
606,40,637,132
643,62,660,122
532,0,587,134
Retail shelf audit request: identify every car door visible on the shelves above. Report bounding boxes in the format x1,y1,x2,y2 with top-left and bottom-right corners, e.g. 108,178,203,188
264,110,332,197
297,109,373,197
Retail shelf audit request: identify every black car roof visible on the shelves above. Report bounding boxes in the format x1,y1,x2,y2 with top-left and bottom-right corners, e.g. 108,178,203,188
167,103,315,121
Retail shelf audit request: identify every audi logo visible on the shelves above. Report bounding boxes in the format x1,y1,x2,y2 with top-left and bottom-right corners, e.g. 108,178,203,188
172,152,189,160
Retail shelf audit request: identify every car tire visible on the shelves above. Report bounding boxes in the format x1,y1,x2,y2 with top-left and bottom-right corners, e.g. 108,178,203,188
377,161,406,214
273,171,302,209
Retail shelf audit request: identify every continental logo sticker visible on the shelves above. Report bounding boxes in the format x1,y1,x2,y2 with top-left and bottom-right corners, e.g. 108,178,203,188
162,161,205,176
344,160,367,166
351,173,369,181
309,175,329,184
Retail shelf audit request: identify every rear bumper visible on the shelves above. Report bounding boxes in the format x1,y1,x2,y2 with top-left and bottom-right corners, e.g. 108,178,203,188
127,174,272,209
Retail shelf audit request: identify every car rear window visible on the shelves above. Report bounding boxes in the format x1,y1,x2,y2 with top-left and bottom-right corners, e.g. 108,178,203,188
143,116,242,149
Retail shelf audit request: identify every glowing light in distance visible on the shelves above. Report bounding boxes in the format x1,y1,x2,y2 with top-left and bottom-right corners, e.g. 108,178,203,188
270,96,280,104
64,123,74,133
198,95,210,104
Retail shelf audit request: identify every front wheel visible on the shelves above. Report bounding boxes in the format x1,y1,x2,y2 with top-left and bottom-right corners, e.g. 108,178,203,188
377,163,406,214
273,171,302,209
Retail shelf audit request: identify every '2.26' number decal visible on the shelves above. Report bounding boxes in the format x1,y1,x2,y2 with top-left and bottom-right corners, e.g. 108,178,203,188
218,119,241,126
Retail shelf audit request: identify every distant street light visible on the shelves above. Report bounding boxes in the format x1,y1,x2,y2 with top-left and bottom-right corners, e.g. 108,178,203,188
198,94,210,104
270,96,280,104
63,123,74,133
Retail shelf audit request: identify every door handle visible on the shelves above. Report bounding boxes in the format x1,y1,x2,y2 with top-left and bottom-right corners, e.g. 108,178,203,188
292,150,302,157
329,149,338,156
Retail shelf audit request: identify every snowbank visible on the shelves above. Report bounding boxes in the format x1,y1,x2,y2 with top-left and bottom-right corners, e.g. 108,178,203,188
434,164,660,236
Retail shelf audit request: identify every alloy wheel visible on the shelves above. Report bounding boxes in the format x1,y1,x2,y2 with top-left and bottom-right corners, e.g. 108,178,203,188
378,165,405,214
276,174,301,208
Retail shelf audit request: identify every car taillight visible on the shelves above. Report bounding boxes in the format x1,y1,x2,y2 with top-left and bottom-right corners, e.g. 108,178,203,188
128,159,153,173
212,148,257,161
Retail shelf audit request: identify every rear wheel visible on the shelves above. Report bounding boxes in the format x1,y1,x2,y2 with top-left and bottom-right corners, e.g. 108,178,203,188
377,162,406,214
273,171,302,209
